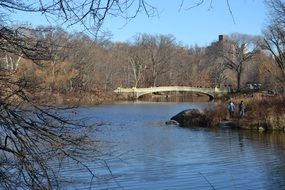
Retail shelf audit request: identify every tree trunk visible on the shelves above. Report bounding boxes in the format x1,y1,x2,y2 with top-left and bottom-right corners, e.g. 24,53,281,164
237,71,241,92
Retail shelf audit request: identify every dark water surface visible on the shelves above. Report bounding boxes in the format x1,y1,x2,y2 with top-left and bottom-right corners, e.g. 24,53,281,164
62,102,285,190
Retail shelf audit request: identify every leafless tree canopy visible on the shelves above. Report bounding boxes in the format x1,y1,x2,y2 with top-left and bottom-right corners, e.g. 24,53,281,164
263,0,285,80
205,34,260,91
0,26,53,61
0,0,157,189
266,0,285,26
1,0,157,34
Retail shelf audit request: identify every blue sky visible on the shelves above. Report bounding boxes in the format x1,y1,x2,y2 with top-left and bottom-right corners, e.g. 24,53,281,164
104,0,267,46
12,1,267,47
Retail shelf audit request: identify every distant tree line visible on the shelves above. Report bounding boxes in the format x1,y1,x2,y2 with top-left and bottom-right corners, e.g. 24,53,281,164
2,27,281,98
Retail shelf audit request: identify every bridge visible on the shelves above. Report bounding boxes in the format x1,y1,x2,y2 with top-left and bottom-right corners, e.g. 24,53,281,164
114,86,229,99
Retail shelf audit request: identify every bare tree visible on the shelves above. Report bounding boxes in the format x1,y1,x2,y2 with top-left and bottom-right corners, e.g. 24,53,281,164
1,0,157,35
265,0,285,26
0,52,23,70
263,24,285,80
206,54,228,87
208,34,259,91
253,49,281,89
135,34,176,87
128,47,147,87
262,0,285,81
179,0,237,24
0,0,158,189
0,68,108,189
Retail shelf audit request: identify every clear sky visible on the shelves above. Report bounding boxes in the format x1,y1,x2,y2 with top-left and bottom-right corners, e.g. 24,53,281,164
104,0,267,46
11,0,267,47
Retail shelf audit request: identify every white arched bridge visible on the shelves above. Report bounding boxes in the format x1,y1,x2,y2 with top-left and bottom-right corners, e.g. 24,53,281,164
114,86,229,99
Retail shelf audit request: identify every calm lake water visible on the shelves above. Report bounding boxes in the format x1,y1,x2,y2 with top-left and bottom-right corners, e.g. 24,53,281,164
61,102,285,190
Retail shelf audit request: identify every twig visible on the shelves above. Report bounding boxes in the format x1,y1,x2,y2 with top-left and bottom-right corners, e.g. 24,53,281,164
199,172,216,190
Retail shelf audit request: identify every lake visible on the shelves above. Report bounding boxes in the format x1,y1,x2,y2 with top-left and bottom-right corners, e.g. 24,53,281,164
61,101,285,190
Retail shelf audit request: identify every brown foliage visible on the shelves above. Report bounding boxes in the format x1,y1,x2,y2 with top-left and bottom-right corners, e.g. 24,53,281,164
208,94,285,130
246,94,285,118
204,104,227,127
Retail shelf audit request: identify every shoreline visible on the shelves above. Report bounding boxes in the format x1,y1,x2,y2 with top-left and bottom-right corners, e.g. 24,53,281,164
169,93,285,131
38,91,285,131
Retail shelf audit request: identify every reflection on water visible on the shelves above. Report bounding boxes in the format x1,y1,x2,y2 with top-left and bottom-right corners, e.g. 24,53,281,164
61,102,285,190
139,93,210,102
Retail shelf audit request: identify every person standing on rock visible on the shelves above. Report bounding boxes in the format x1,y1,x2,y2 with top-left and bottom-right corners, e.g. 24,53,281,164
227,101,235,118
239,100,246,118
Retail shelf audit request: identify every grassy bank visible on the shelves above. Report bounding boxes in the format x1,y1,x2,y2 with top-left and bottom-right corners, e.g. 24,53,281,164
207,93,285,130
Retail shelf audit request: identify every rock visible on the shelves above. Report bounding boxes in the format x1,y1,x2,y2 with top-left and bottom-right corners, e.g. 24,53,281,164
219,120,239,129
170,109,210,127
165,120,180,125
258,127,265,132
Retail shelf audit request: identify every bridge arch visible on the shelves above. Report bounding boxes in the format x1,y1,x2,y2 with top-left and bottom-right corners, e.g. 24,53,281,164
114,86,228,100
135,89,214,99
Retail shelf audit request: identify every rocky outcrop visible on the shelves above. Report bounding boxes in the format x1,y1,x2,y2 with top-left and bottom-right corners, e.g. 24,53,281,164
170,109,211,127
165,120,180,125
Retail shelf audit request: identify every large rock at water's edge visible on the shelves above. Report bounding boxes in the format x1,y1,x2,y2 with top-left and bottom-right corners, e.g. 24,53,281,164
170,109,211,127
165,120,180,125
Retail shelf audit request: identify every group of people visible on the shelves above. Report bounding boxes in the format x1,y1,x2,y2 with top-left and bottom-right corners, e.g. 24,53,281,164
227,100,245,118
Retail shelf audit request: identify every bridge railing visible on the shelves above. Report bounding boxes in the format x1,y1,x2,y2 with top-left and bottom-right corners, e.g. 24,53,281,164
114,86,228,92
